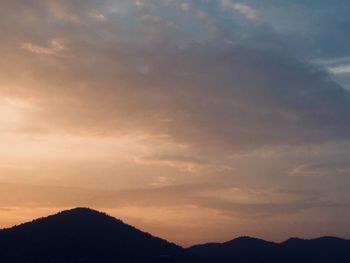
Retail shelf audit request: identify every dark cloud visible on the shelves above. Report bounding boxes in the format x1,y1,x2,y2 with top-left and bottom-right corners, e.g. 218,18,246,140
1,0,350,153
9,42,350,153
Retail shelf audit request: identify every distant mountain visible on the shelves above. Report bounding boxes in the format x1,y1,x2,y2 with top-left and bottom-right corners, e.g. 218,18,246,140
0,208,200,263
281,236,350,263
188,236,350,263
1,208,349,263
188,236,289,263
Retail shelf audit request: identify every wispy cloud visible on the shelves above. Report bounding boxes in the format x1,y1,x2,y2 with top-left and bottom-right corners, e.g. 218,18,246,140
134,154,207,173
233,3,260,21
221,0,260,21
314,56,350,75
21,39,65,55
89,11,108,22
289,163,350,177
329,64,350,75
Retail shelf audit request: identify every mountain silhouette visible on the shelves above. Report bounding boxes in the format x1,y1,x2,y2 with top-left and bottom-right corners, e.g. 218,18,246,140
188,236,350,263
0,208,199,263
188,236,289,263
1,208,349,263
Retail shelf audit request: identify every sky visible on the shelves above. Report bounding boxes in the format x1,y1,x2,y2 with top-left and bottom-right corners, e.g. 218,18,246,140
1,0,350,246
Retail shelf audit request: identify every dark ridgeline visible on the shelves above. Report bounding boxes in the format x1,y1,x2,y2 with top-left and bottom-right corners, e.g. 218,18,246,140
0,208,200,263
0,208,349,263
188,236,288,262
188,236,350,263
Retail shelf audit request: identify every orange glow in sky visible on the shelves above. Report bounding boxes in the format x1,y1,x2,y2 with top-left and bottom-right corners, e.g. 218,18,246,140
1,0,350,246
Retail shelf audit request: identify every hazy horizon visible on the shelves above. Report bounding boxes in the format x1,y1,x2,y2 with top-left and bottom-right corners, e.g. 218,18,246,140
1,0,350,247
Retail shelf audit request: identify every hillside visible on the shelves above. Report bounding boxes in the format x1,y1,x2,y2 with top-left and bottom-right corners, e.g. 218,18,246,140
0,208,199,263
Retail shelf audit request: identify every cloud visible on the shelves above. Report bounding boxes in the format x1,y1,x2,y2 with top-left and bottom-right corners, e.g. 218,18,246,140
180,3,191,12
329,64,350,75
289,162,350,177
221,1,260,21
314,56,350,75
2,0,349,156
134,1,144,8
89,11,108,22
134,154,207,172
20,39,65,55
233,3,260,21
47,1,80,23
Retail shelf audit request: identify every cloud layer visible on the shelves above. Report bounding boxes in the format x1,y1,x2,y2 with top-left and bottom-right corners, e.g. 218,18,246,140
1,0,350,245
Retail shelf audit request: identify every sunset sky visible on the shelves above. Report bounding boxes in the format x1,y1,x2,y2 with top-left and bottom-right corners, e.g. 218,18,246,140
1,0,350,246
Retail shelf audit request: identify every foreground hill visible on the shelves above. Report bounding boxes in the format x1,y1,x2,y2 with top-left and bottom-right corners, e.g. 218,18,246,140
0,208,199,263
188,236,350,263
1,208,349,263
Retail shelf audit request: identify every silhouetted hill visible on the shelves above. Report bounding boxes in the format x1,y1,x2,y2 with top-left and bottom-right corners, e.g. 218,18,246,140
188,236,288,263
1,208,350,263
0,208,199,263
188,236,350,263
281,236,350,263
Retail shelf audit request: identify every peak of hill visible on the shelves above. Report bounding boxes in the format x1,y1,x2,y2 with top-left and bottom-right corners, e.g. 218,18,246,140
56,207,107,216
4,207,124,231
0,207,198,263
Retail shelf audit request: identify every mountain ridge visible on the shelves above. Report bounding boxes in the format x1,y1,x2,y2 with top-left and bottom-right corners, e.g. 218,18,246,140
1,207,350,263
0,207,199,263
189,235,350,263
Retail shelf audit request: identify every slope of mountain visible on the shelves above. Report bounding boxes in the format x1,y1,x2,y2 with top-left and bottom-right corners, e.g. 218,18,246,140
0,208,199,263
1,208,350,263
188,236,350,263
